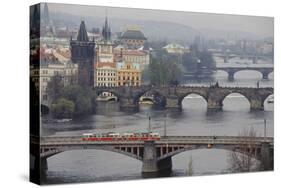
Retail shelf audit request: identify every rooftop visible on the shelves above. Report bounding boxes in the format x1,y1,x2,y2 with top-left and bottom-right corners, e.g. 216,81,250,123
121,28,147,40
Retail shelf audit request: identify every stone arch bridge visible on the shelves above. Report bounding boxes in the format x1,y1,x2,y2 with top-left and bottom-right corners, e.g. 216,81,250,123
215,66,273,81
37,136,273,174
93,85,273,111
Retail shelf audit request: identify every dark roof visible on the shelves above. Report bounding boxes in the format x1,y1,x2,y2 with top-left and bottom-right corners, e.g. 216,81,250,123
121,29,147,40
77,21,89,42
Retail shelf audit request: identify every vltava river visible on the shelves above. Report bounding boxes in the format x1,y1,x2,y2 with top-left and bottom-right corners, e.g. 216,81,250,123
41,69,274,184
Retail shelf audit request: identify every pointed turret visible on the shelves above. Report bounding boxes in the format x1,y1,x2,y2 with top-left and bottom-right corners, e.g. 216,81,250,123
77,21,89,42
102,16,111,42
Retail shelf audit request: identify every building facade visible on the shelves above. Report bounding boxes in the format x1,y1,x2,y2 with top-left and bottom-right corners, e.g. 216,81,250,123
95,62,117,87
114,48,149,70
116,61,141,86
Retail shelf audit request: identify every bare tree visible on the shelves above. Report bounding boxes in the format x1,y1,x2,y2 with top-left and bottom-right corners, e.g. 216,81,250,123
228,127,260,172
187,155,194,176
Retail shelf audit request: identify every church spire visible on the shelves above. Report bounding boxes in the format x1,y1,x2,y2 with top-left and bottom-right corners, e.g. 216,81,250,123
102,16,111,42
77,20,89,42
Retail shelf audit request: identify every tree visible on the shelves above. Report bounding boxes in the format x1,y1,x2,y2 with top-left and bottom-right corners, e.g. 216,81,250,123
227,127,260,172
148,50,182,86
187,155,194,176
51,98,75,119
46,74,63,103
61,84,95,116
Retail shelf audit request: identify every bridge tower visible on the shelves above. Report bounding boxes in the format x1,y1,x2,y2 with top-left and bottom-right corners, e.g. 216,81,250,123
70,21,95,86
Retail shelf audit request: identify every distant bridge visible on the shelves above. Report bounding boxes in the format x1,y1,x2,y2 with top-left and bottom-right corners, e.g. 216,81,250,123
36,135,273,174
215,65,273,81
213,52,273,64
93,85,273,111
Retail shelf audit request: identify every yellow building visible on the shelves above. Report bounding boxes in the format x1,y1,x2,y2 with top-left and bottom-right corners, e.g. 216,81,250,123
116,61,141,86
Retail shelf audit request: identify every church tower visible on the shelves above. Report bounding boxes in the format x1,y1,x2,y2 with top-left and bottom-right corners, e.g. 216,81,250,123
70,21,95,86
97,16,114,63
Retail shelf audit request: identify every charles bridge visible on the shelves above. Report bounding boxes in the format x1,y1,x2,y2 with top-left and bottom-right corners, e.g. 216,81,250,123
93,85,273,111
35,135,273,175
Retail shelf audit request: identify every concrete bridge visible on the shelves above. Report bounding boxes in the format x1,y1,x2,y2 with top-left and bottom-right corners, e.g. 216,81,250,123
37,135,273,174
93,85,273,111
215,66,273,81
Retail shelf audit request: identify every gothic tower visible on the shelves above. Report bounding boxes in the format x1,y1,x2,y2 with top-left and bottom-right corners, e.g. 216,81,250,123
70,21,95,86
102,16,111,42
96,16,114,63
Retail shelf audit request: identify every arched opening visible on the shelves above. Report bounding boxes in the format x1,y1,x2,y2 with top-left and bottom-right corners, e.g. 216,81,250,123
263,94,274,111
45,149,141,183
172,148,259,176
41,104,50,115
181,93,207,111
96,91,118,102
222,93,250,111
234,70,263,81
95,91,120,114
268,72,274,80
213,70,228,81
137,90,166,111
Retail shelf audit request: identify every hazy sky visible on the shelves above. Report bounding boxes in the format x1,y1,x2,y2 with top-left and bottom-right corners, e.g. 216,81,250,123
48,3,273,38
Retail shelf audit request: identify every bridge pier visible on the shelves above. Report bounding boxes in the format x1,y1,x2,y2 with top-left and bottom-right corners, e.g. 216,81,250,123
260,142,273,171
228,72,235,81
142,141,172,175
142,141,158,173
119,98,139,112
165,96,181,110
223,56,228,63
262,72,269,80
250,99,264,111
40,157,48,175
207,98,222,111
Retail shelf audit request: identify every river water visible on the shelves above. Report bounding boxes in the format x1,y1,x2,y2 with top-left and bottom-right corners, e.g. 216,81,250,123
41,61,274,184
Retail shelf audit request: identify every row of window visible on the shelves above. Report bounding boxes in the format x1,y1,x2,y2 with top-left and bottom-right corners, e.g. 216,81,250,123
97,83,116,87
97,77,116,81
97,72,116,76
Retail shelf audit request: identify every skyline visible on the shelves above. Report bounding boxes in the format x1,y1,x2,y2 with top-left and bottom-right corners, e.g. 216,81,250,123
48,3,273,39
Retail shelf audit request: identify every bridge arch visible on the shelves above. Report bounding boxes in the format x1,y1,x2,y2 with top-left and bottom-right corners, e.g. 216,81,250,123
221,92,251,111
263,94,274,111
42,146,143,162
157,145,261,162
179,93,208,110
268,72,274,79
233,70,263,80
134,89,167,107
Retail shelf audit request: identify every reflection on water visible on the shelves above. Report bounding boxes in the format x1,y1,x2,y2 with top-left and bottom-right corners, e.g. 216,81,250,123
41,70,274,184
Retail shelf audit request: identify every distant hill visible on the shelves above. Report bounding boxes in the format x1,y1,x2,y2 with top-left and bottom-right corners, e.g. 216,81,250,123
51,12,200,43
